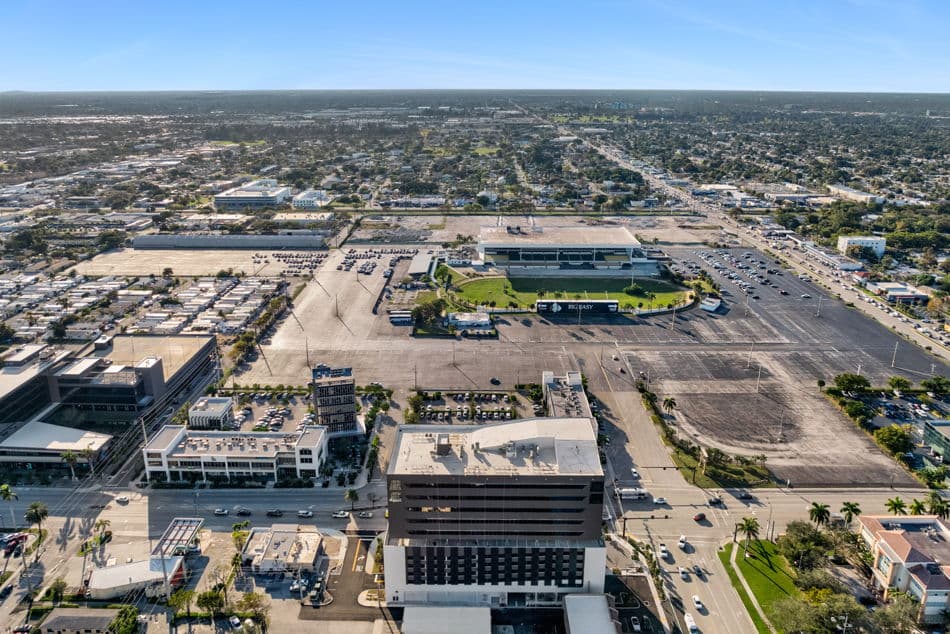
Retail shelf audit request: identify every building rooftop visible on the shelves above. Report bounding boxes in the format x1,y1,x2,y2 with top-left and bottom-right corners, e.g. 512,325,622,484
401,606,491,634
40,607,119,633
543,370,592,419
0,348,71,402
564,594,617,634
144,425,325,459
87,556,183,591
389,418,602,478
312,364,352,380
479,225,640,248
189,397,233,417
860,515,950,564
152,517,204,557
0,420,111,453
215,179,291,200
243,524,323,569
98,335,213,383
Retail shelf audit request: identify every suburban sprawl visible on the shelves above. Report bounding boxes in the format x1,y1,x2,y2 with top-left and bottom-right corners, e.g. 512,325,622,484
0,90,947,634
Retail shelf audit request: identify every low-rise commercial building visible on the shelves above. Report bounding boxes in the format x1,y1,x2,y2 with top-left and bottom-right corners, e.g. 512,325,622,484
446,312,492,329
242,524,324,574
142,425,327,483
837,235,886,258
40,607,120,634
291,190,331,209
859,515,950,624
188,397,234,429
0,421,111,468
564,594,621,634
214,179,291,210
827,184,886,205
86,556,184,600
542,370,593,420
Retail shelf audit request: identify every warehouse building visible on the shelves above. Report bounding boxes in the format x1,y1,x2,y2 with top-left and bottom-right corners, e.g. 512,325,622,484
477,226,659,277
384,418,606,607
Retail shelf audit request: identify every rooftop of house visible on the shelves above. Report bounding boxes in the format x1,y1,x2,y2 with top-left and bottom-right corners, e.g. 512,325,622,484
860,515,950,564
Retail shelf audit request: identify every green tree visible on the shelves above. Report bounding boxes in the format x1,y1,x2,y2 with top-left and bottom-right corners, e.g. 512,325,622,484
888,376,912,392
168,588,195,619
909,499,926,515
926,492,949,518
95,518,111,537
1,484,18,529
236,591,271,626
737,516,760,553
921,376,950,395
777,521,831,571
809,502,831,527
874,424,914,456
61,450,78,480
833,373,871,392
886,497,908,516
872,590,920,633
109,605,140,634
196,589,225,615
24,501,48,563
662,397,677,415
345,488,359,510
839,501,861,524
48,577,67,604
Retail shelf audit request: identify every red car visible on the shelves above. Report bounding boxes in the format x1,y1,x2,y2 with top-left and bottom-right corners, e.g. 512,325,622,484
693,513,707,522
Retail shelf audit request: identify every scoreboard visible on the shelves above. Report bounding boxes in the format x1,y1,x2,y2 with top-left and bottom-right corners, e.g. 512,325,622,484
535,299,619,314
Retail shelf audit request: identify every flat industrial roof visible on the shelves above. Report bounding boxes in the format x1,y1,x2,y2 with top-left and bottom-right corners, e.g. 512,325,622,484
389,418,601,477
0,349,71,401
564,594,615,633
144,425,325,459
479,225,640,248
87,556,183,590
0,420,111,453
401,606,491,634
99,335,213,383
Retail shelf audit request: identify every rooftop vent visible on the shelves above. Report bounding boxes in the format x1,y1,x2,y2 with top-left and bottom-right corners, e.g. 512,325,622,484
435,434,451,456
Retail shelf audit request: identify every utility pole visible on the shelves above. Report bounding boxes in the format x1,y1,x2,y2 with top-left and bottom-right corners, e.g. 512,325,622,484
755,364,762,393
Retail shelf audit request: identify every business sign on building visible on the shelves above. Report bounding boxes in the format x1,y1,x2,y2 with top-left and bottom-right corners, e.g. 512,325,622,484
535,300,618,314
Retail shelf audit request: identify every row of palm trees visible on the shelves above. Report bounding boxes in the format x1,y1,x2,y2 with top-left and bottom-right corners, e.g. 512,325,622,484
805,493,950,528
60,449,96,479
0,483,49,589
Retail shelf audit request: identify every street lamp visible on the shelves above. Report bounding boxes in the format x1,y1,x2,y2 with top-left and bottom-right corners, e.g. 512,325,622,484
830,614,852,632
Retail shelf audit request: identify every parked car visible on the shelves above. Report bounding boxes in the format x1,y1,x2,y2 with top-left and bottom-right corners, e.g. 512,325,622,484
693,595,704,610
115,495,130,504
693,513,706,522
678,535,688,550
658,543,669,559
679,566,689,580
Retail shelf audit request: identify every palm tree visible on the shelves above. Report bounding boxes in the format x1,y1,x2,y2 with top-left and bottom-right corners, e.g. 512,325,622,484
80,447,96,477
926,492,950,519
0,484,17,529
345,488,359,511
886,497,907,516
809,502,831,527
61,450,78,480
839,501,862,524
24,501,48,564
909,499,927,516
643,391,658,407
94,518,111,539
662,397,677,416
737,516,760,553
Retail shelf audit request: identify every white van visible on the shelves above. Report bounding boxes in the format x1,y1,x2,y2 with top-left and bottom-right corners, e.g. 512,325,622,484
684,613,699,633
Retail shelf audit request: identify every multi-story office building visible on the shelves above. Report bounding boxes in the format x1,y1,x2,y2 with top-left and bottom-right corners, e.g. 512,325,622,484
142,425,326,483
213,179,292,210
187,397,234,430
291,189,331,209
311,364,359,435
383,418,606,607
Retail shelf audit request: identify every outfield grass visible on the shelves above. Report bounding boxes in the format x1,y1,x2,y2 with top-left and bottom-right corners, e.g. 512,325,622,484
452,276,688,309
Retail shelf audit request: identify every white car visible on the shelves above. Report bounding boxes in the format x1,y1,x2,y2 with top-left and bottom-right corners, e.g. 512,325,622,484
678,535,688,549
653,497,667,505
229,616,242,629
658,543,670,559
115,495,130,504
332,510,348,519
630,468,640,479
693,595,703,610
357,511,373,519
297,510,313,518
679,566,689,580
213,508,229,516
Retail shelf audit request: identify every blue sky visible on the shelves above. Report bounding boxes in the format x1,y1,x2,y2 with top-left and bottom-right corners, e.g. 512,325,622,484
3,0,948,92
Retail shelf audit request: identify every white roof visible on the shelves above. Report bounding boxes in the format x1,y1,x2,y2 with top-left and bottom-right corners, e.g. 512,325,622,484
389,418,601,477
0,421,111,453
479,225,640,248
401,606,491,634
564,594,616,633
87,556,182,590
